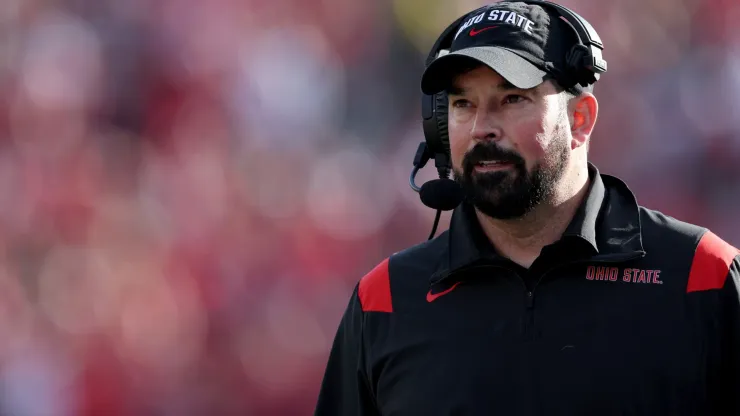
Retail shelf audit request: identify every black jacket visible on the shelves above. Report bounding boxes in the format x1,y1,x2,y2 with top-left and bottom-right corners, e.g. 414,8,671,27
314,164,740,416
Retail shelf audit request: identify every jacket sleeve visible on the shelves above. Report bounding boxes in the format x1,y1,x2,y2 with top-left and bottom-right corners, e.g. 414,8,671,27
314,284,380,416
719,255,740,414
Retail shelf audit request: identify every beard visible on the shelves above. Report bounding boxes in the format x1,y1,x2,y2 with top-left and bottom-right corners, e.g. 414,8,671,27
453,138,569,220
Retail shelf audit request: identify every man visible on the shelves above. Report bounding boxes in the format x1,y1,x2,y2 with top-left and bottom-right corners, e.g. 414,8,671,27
314,2,740,415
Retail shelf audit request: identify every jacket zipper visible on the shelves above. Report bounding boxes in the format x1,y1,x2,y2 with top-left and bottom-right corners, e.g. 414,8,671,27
433,263,537,340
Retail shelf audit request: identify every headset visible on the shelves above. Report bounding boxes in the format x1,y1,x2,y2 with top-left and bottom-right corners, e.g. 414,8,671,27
410,0,607,240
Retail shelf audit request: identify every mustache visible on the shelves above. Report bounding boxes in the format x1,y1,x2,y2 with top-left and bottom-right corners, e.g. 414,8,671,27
462,143,525,172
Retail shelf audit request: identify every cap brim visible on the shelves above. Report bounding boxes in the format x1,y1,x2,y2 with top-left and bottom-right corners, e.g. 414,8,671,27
420,47,548,95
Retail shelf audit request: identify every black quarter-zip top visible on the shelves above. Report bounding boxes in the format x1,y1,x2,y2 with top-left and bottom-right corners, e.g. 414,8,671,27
314,164,740,416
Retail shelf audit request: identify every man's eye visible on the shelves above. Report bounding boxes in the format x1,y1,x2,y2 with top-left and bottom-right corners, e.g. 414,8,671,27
451,99,471,108
504,95,525,104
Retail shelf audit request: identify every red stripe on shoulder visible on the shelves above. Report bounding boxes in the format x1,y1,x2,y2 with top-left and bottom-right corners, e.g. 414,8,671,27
358,258,392,313
687,231,740,293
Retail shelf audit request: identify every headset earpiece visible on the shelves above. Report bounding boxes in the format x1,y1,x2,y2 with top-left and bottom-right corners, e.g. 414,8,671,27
526,0,607,87
562,43,598,88
432,92,451,175
421,90,452,179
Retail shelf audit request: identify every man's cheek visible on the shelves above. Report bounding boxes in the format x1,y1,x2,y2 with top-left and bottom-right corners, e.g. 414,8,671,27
454,154,466,173
449,141,468,170
516,140,546,168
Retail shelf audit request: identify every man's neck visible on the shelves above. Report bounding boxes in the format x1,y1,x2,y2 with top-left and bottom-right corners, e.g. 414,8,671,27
476,167,590,269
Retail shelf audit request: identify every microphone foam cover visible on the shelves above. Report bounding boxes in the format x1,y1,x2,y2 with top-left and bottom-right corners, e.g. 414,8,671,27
419,179,464,211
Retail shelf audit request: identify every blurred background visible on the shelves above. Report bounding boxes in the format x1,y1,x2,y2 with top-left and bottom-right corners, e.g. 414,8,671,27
0,0,738,414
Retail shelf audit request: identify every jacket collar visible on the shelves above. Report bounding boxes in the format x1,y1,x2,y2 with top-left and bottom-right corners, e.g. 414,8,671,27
431,163,645,283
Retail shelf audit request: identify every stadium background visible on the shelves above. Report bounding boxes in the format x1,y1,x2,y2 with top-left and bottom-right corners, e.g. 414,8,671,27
0,0,738,414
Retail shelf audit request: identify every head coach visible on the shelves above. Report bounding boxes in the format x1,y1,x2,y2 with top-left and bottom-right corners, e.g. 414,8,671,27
314,1,740,415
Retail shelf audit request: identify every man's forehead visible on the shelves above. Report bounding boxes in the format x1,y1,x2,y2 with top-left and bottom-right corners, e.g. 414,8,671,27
447,66,524,94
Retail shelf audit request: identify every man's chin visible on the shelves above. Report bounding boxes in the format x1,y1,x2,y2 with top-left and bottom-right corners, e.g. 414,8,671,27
469,170,512,188
471,168,513,179
466,183,535,220
470,199,529,220
471,191,509,210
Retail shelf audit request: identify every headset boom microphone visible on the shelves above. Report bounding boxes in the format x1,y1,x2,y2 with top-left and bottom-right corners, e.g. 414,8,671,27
409,142,464,240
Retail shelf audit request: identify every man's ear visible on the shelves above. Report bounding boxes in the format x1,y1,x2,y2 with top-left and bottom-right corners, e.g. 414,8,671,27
569,93,598,150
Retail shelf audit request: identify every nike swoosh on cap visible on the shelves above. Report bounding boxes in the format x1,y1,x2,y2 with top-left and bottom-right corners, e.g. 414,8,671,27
469,26,498,36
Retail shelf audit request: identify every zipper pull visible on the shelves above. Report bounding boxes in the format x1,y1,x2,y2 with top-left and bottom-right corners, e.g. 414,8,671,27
526,291,534,308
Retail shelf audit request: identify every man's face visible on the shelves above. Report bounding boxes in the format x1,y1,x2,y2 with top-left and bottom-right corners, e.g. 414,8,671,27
447,65,572,219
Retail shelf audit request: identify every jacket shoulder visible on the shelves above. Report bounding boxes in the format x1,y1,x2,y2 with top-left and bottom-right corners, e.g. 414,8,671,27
390,230,449,276
639,206,706,243
639,206,739,292
357,257,392,313
356,231,450,313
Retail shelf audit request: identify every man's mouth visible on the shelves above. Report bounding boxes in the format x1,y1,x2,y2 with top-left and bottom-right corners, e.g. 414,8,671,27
474,160,514,172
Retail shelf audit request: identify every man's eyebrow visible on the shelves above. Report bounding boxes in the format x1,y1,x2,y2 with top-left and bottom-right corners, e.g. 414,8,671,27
446,79,522,95
497,79,519,91
446,84,465,95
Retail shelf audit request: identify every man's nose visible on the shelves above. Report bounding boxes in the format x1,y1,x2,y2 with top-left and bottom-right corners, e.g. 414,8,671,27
470,109,503,143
